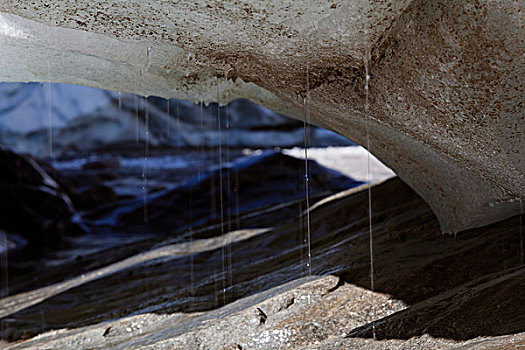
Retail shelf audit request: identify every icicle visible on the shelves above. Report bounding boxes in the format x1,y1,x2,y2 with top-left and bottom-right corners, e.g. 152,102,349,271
146,47,152,70
364,30,376,339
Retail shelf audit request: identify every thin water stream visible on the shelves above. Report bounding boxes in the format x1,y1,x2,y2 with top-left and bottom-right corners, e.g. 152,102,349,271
225,101,234,292
304,43,312,279
46,65,53,159
520,197,525,264
134,95,140,143
142,96,149,224
166,99,170,137
217,78,226,306
364,32,376,340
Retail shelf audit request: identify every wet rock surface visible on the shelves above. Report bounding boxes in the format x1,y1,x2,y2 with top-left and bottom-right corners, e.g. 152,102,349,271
1,177,523,349
1,148,361,297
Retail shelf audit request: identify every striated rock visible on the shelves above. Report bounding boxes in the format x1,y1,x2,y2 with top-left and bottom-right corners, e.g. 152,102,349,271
1,177,523,348
0,1,523,232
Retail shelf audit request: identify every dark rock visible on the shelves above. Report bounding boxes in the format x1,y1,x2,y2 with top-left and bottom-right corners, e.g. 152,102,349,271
0,230,27,255
82,158,120,170
73,185,119,210
0,146,86,256
116,151,362,235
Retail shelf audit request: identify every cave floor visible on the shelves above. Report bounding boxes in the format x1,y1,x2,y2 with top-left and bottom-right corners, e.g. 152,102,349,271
1,178,524,349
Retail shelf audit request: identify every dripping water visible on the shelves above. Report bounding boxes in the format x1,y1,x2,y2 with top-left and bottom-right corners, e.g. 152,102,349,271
0,230,8,337
364,38,376,339
217,78,226,305
142,97,149,224
303,68,312,279
166,99,170,138
188,166,195,306
225,101,233,289
40,309,45,334
176,104,181,151
0,233,7,297
140,47,152,224
189,98,201,306
135,95,140,143
520,197,524,264
198,101,204,180
234,167,241,230
232,94,240,230
46,63,53,159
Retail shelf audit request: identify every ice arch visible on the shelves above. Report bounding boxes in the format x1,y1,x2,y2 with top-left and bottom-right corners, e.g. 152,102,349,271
0,0,523,233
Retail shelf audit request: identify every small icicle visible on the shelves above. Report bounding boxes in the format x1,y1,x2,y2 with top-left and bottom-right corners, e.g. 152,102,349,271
117,91,122,118
146,47,152,70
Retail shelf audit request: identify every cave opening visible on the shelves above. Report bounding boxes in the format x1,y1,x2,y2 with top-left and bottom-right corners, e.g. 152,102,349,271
0,74,523,348
0,81,400,343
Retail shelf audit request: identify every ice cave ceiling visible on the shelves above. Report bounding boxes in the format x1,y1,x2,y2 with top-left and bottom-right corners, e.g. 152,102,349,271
0,0,523,233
